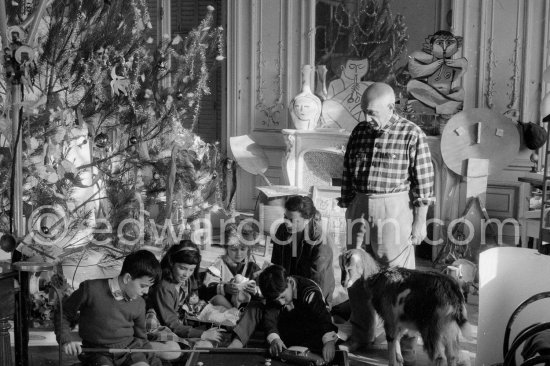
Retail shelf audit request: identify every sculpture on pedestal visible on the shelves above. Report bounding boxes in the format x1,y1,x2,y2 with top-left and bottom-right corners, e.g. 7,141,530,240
406,30,468,115
320,58,372,131
289,65,322,130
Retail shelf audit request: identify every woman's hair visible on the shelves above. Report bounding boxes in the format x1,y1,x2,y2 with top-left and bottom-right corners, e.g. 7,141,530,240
120,250,161,283
284,195,317,219
284,195,323,242
258,264,288,301
160,240,202,283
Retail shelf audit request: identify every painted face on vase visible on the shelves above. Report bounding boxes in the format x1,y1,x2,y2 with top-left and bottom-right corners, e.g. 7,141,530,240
293,96,318,121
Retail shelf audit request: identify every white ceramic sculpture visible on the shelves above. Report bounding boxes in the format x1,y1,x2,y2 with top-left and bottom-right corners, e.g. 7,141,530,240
289,65,322,130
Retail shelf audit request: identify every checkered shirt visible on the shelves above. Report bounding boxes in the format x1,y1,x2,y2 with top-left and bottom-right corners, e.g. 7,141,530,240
340,112,434,208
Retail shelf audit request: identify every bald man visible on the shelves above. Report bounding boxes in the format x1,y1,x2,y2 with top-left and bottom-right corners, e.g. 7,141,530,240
339,83,434,361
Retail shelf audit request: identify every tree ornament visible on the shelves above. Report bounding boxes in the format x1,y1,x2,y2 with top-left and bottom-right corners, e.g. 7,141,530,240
110,66,130,96
0,233,16,252
129,136,138,145
94,132,109,148
176,92,184,100
153,172,160,180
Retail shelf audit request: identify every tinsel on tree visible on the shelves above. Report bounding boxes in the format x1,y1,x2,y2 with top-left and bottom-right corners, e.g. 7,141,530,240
0,0,227,267
316,0,408,85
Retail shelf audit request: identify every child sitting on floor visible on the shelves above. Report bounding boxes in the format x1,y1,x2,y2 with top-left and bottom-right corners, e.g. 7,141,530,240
146,240,222,346
54,250,174,366
229,265,339,363
200,222,261,308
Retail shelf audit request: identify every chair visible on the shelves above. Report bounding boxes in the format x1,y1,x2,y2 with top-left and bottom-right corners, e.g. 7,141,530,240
502,291,550,366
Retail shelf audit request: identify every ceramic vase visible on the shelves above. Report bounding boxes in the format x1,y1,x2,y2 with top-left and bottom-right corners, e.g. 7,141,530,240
315,65,328,101
289,65,322,130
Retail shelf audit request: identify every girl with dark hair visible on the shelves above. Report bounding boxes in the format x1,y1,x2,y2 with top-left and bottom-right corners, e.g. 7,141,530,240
270,195,335,305
146,240,222,345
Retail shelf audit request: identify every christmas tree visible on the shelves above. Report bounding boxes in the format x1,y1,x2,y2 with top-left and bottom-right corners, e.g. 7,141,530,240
316,0,408,85
0,0,226,278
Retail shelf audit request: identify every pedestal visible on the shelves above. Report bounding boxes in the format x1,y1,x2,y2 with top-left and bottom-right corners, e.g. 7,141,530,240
0,271,16,366
13,262,54,366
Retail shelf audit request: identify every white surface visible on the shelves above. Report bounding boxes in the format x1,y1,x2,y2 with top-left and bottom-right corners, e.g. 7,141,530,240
477,247,550,366
229,135,269,176
441,108,520,176
8,321,58,347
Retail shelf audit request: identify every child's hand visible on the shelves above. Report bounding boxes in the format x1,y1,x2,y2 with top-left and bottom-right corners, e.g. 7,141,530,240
224,283,239,295
269,338,286,357
244,280,256,294
62,341,82,356
201,328,223,342
322,340,336,362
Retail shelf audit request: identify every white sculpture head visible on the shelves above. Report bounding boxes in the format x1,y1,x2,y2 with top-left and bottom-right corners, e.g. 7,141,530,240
289,93,322,130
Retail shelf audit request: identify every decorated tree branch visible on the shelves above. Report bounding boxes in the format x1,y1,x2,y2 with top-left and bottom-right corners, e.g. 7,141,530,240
0,0,227,276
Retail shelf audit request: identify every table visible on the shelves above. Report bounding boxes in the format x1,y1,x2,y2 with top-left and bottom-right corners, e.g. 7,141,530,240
183,348,343,366
184,349,286,366
518,173,544,248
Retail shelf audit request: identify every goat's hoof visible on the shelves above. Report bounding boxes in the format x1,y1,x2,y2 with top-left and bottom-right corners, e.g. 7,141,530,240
433,356,445,366
457,350,471,366
401,349,416,366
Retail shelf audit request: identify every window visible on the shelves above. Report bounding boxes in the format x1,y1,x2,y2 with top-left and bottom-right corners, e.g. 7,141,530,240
147,0,225,144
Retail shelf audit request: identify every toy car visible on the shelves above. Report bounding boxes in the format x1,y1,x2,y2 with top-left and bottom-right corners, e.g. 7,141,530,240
280,346,326,366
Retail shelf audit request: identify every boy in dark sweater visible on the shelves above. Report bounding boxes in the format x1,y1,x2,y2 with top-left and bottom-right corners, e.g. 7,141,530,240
230,265,338,363
261,265,338,362
55,250,163,366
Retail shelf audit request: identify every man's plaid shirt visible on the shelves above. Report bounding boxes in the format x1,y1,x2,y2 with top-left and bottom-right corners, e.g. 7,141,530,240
340,112,434,208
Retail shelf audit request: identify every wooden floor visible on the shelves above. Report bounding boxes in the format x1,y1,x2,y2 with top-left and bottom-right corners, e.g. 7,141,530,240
17,284,479,365
347,292,478,366
13,248,479,366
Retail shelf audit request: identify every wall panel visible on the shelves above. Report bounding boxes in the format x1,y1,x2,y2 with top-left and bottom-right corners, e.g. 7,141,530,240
227,0,316,210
